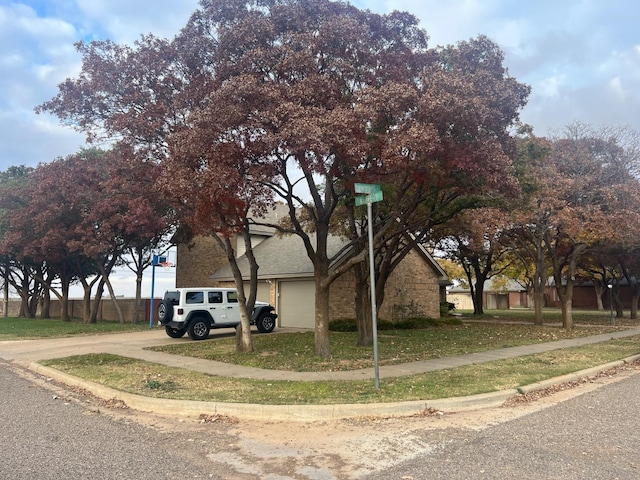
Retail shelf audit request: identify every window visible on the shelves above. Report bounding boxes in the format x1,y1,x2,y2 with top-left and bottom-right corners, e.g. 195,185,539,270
163,291,180,305
227,291,238,303
208,291,223,304
185,291,204,304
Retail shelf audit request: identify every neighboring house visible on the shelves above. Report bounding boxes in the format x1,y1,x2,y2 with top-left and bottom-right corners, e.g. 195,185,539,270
175,217,450,328
447,277,528,310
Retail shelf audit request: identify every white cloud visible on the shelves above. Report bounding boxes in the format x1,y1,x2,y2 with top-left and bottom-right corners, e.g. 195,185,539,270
607,77,626,99
538,74,565,99
75,0,198,43
2,0,640,169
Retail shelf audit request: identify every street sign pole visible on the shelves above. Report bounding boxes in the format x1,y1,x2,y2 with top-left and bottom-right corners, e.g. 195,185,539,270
367,199,381,390
355,183,382,389
149,254,166,329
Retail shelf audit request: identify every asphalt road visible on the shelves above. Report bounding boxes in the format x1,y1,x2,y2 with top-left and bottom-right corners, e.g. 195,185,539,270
0,360,228,480
363,373,640,480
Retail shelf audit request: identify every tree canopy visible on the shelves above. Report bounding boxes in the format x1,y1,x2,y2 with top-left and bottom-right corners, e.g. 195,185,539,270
36,0,532,353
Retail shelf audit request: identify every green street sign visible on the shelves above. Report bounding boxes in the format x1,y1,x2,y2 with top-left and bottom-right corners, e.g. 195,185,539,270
355,183,381,194
355,183,383,206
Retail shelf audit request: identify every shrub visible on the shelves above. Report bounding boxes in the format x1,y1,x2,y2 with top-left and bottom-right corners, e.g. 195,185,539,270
440,301,456,316
328,318,358,332
329,316,461,332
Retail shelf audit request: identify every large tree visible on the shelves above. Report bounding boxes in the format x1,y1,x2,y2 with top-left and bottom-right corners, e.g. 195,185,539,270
437,209,513,316
503,132,554,325
514,124,640,328
39,0,528,356
173,2,529,354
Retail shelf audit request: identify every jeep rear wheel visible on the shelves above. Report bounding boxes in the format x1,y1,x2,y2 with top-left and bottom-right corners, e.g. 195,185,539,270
165,326,186,338
188,317,210,340
256,313,276,333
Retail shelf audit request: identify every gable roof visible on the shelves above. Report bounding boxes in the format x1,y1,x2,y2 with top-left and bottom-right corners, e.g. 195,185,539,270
210,233,449,284
210,233,347,281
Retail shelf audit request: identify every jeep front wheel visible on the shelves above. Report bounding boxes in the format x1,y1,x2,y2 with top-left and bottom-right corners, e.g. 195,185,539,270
165,326,186,338
256,313,276,333
188,317,210,340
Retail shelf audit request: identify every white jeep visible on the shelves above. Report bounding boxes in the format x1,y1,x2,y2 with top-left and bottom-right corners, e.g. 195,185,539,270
157,287,277,340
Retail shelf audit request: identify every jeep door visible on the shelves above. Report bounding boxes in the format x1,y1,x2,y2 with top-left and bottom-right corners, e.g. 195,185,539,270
206,291,225,323
223,290,241,325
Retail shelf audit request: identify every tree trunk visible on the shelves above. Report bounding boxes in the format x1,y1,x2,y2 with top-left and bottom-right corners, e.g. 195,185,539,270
41,288,51,319
532,244,546,326
594,283,605,311
472,282,485,315
133,272,143,324
556,273,575,329
214,228,257,354
314,276,332,358
90,279,105,324
3,263,8,318
354,264,373,346
82,284,92,323
614,295,624,319
561,297,573,329
60,279,71,322
104,275,124,324
533,287,545,325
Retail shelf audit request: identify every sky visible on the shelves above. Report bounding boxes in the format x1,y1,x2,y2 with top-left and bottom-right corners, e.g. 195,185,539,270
1,0,639,297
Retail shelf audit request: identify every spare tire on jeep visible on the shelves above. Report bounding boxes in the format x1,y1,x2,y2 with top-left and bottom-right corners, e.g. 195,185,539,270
157,299,174,324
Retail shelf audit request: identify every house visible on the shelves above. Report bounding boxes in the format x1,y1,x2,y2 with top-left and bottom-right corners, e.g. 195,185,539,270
447,277,529,310
175,214,450,328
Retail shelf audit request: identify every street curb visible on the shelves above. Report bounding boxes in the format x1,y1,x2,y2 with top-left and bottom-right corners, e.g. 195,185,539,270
28,355,640,421
516,353,640,394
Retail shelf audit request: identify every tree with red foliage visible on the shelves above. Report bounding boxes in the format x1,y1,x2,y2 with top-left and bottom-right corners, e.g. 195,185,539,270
0,149,170,323
39,0,529,355
436,208,513,316
510,124,640,329
340,35,528,341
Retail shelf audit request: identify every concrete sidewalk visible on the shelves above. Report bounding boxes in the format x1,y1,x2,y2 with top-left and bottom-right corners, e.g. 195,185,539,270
2,326,640,420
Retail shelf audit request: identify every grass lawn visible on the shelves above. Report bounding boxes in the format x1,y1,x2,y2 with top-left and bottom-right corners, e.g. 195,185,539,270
31,308,640,405
147,321,629,371
0,317,149,340
41,337,640,404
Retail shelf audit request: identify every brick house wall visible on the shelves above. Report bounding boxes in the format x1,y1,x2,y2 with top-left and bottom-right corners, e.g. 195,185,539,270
176,235,234,288
379,248,442,320
177,234,444,323
327,249,441,321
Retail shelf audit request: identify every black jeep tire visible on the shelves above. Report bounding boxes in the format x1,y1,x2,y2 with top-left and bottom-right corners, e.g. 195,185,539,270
256,313,276,333
165,326,187,338
188,317,210,340
157,299,174,324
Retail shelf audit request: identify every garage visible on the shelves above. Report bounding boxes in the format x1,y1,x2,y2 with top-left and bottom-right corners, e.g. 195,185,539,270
278,280,315,329
242,281,271,304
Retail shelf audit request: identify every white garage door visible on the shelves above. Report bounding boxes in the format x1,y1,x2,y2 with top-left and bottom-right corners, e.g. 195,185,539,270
278,280,315,329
